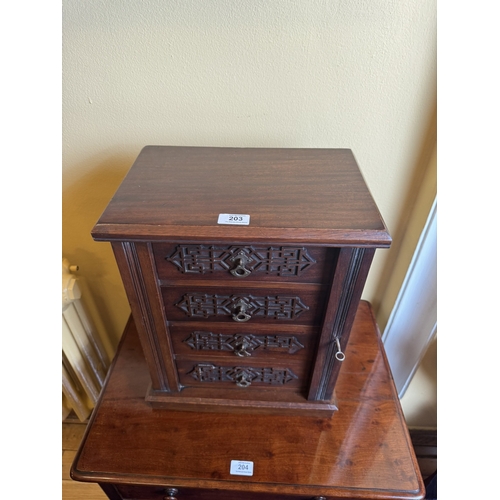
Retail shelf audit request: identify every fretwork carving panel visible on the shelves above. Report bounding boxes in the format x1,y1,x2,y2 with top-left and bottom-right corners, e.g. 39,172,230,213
188,363,298,386
183,331,305,354
175,293,309,320
166,245,316,276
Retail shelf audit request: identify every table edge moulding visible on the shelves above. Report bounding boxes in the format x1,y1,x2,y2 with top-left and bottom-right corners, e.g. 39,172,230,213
91,146,392,416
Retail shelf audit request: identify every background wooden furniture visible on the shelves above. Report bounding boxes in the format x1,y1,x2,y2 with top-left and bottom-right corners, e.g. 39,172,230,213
71,301,424,499
91,146,391,415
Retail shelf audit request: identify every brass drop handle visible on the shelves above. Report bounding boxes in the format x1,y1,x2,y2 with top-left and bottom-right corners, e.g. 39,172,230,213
234,338,252,357
232,299,252,322
163,488,178,500
230,251,252,278
236,372,252,387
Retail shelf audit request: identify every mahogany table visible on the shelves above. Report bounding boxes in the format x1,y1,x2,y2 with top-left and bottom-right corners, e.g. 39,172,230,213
71,301,425,500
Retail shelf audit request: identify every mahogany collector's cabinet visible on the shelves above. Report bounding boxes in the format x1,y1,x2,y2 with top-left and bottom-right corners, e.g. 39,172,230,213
91,146,391,416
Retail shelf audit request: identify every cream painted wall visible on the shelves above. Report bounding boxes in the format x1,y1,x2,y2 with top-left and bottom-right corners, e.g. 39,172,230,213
401,335,437,428
377,140,437,334
63,0,436,370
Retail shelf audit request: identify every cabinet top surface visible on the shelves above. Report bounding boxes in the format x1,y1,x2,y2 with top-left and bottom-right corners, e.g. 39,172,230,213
92,146,391,246
71,301,423,499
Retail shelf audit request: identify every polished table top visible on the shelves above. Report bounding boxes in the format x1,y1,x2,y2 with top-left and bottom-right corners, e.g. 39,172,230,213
72,301,424,499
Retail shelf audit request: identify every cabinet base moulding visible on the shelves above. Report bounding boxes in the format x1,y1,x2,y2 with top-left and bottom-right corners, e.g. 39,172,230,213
146,386,338,417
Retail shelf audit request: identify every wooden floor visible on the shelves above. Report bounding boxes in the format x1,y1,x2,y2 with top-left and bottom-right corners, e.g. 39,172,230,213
63,420,436,499
63,421,108,500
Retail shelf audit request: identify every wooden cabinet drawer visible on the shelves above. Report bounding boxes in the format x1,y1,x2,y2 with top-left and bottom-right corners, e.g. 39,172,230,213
169,322,318,360
176,356,311,390
162,285,328,325
113,483,323,500
153,243,337,284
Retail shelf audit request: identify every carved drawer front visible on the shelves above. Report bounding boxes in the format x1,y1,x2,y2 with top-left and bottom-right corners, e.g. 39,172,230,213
153,243,337,283
176,357,310,390
162,285,328,325
169,322,318,360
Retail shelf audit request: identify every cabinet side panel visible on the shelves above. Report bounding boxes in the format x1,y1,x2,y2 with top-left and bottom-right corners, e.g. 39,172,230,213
136,242,181,391
111,242,179,392
308,248,375,401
